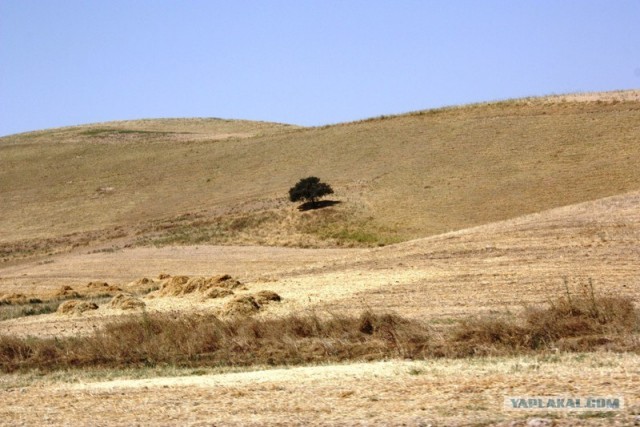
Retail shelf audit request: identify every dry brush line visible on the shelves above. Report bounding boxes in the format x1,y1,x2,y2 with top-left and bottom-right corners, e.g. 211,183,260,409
0,294,637,373
446,294,639,356
0,311,432,373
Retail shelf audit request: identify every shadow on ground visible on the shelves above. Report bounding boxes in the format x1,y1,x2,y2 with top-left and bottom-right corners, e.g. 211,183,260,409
297,200,342,211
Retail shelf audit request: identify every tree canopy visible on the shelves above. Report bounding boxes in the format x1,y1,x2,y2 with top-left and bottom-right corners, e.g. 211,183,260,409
288,176,334,208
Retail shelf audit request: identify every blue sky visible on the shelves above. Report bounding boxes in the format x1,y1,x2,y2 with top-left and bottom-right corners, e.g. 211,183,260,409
1,1,639,136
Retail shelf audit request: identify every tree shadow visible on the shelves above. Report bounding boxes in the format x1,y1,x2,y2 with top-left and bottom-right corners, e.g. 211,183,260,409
297,200,342,211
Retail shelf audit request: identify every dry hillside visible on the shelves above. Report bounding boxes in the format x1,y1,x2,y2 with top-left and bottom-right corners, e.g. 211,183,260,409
1,90,639,263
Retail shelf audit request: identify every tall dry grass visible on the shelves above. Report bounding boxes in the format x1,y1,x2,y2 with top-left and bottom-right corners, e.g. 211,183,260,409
0,311,431,373
448,294,638,356
1,293,637,373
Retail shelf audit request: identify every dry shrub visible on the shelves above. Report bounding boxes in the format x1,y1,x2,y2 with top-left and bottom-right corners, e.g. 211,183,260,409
157,273,171,280
57,300,99,315
220,295,261,317
109,293,146,310
254,290,281,305
447,317,531,357
523,295,638,352
154,275,243,297
0,310,431,372
212,275,244,290
449,295,639,356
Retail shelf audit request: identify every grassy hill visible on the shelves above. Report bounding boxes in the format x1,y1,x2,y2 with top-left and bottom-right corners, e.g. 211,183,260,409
1,90,639,261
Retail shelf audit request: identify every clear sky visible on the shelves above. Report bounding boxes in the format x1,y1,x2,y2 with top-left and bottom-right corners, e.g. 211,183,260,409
1,1,639,136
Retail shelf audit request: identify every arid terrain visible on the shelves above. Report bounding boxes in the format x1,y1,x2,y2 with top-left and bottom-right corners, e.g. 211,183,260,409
1,90,640,426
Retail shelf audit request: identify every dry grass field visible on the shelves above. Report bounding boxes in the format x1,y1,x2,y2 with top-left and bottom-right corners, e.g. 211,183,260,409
1,90,640,425
2,90,640,260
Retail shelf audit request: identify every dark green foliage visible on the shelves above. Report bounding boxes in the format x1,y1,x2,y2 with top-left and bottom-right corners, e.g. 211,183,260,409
289,177,334,207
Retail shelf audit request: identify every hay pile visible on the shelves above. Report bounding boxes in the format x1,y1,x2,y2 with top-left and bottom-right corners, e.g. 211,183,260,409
153,274,244,297
109,293,146,310
55,286,81,299
126,277,159,294
86,282,121,293
203,288,234,299
57,300,99,315
254,290,281,305
128,277,155,287
220,295,261,317
220,291,282,317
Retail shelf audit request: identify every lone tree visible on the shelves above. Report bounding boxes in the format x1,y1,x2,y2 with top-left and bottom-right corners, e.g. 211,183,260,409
289,176,334,209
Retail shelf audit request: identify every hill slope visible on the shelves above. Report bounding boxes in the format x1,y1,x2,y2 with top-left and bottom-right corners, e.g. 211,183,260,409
1,90,639,261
